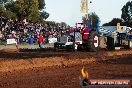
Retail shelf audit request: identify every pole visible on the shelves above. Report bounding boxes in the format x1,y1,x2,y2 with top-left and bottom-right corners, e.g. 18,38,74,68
86,0,89,20
91,1,93,26
86,0,93,27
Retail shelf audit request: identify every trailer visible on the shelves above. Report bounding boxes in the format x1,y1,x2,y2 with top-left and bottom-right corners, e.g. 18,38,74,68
99,25,132,50
54,32,82,51
54,36,74,51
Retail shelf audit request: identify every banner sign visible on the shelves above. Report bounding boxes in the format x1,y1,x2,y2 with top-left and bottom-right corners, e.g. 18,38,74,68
48,38,57,43
80,0,87,13
7,39,17,44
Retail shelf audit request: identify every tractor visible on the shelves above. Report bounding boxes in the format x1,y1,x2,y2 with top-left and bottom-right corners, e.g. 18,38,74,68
75,21,99,51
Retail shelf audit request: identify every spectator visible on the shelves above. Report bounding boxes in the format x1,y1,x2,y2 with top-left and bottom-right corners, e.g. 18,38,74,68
0,20,70,45
28,35,34,45
37,33,45,48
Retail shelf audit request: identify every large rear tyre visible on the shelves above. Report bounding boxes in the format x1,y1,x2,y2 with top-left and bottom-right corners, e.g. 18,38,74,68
88,31,99,51
54,42,59,51
77,44,83,51
106,37,115,50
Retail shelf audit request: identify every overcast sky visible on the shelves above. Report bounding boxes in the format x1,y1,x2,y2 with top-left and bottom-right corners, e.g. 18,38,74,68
45,0,130,27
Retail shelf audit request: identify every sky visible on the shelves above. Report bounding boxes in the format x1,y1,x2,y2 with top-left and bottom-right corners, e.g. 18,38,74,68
45,0,131,27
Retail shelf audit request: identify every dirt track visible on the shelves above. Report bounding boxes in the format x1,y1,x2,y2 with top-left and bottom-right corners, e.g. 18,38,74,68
0,49,132,88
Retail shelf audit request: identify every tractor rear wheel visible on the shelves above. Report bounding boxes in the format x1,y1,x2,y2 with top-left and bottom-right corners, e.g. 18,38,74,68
54,43,59,51
88,31,99,51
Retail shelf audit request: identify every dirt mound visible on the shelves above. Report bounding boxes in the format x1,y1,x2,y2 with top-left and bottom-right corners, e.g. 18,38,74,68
0,49,132,73
0,49,19,53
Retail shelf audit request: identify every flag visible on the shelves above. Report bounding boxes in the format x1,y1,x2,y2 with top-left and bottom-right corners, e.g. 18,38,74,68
80,0,88,13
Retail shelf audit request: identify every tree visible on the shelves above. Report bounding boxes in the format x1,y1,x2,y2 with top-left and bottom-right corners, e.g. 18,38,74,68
4,0,49,22
5,0,25,20
1,0,13,3
121,1,132,27
0,6,4,13
26,0,40,23
60,22,67,29
3,9,16,20
38,0,45,10
0,5,17,21
38,0,49,20
103,18,123,26
82,12,100,29
39,10,49,20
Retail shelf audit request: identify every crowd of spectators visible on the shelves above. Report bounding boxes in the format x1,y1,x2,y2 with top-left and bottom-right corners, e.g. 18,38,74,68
0,20,71,45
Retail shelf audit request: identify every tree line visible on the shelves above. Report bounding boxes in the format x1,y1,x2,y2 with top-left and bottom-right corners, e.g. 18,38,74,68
103,1,132,27
0,0,49,23
0,0,68,28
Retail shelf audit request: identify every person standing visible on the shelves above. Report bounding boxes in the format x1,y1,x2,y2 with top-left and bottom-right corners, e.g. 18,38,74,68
38,33,44,48
28,35,34,45
28,35,35,48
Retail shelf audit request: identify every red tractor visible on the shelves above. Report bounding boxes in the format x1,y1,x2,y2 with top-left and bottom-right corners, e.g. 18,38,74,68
75,21,99,51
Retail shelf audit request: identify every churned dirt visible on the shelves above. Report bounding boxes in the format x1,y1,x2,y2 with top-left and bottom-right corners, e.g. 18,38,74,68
0,48,132,88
